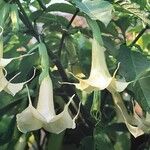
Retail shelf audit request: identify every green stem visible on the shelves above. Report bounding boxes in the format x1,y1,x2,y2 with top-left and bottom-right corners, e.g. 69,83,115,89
58,8,79,57
0,36,3,58
37,0,46,11
16,0,39,40
129,25,149,47
86,16,103,46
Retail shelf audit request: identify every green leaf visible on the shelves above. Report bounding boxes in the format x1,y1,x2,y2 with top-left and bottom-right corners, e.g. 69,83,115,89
94,123,115,150
116,1,150,25
114,133,131,150
47,3,77,14
0,3,10,26
0,116,16,145
133,74,150,111
115,16,131,34
0,99,24,116
73,0,113,26
94,133,114,150
38,13,69,31
117,45,150,110
47,132,64,150
80,136,94,150
29,10,43,21
117,45,150,80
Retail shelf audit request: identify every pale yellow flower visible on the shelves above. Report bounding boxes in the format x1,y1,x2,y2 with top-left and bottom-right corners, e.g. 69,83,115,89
0,67,35,96
17,75,80,134
63,39,130,93
112,92,150,138
0,26,34,96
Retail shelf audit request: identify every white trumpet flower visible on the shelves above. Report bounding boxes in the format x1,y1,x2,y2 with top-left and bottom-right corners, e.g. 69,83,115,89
17,75,80,134
112,92,150,138
112,92,143,138
0,25,34,96
63,39,130,93
0,53,34,96
0,67,35,96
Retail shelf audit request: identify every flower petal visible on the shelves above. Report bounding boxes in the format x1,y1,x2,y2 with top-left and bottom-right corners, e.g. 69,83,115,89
115,80,131,92
108,64,131,92
110,79,131,92
77,77,112,93
3,68,36,96
16,86,46,133
16,106,44,133
37,75,56,122
112,92,144,138
62,39,113,93
0,53,34,68
43,95,78,134
5,82,26,96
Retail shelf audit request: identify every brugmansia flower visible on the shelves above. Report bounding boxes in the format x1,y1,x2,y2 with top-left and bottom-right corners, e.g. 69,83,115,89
63,38,130,93
112,92,150,138
0,66,35,96
17,75,80,134
0,52,34,96
0,26,34,96
112,92,143,137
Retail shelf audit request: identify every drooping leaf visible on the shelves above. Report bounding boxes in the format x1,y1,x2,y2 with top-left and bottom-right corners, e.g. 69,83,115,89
73,0,113,26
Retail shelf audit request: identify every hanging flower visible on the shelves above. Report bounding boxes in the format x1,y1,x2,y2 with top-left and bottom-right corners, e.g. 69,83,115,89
0,26,34,96
63,38,130,93
112,92,144,138
0,67,35,96
17,75,80,134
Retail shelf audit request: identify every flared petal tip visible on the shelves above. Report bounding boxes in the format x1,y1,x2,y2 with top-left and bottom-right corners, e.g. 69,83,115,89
16,106,43,133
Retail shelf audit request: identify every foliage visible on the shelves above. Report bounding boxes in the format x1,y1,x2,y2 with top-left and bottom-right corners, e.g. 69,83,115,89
0,0,150,149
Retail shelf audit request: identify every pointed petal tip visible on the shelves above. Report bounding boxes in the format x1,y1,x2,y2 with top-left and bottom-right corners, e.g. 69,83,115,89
16,106,44,133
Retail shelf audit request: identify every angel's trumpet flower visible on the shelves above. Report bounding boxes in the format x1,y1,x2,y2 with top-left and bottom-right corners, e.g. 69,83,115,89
63,38,130,93
17,75,80,134
111,91,144,138
0,67,35,96
0,26,33,96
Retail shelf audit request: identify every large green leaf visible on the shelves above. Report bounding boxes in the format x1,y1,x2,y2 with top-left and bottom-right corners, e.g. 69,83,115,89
117,45,150,111
116,1,150,25
73,0,113,26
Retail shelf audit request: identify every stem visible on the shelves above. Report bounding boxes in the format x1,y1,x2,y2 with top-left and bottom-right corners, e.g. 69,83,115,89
129,25,149,47
0,35,3,58
16,0,39,40
37,0,46,11
58,8,79,57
